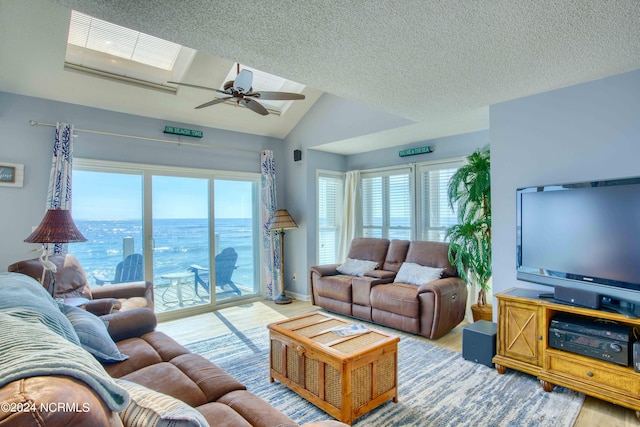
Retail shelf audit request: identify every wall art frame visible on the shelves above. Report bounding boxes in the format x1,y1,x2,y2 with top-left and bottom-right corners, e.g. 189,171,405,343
0,163,24,187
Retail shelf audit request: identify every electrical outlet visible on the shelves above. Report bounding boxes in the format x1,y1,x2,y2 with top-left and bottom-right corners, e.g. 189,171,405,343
292,273,297,281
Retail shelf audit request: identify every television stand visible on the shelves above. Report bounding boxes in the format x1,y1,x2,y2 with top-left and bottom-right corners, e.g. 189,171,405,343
493,288,640,420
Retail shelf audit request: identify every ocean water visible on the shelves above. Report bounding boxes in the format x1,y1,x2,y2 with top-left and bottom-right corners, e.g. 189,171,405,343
73,218,257,288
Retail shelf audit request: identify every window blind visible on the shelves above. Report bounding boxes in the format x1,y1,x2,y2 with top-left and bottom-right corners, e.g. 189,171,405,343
361,169,412,240
418,160,464,241
317,173,344,264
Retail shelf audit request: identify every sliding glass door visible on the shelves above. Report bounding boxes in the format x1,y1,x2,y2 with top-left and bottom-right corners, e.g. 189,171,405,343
72,169,144,287
151,175,211,313
72,160,260,319
213,179,260,300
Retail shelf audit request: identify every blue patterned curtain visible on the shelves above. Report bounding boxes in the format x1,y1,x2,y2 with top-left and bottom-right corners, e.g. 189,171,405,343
46,122,74,254
260,150,279,299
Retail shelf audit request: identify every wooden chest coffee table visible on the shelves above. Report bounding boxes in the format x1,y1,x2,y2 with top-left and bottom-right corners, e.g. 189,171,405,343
267,312,399,425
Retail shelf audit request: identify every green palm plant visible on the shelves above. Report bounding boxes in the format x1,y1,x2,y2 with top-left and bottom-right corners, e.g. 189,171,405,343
446,145,491,307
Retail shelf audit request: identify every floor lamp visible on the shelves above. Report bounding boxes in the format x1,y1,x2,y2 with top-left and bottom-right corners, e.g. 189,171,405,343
24,207,87,296
268,209,298,305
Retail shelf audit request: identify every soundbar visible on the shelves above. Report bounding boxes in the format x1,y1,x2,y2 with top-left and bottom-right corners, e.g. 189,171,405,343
554,286,601,309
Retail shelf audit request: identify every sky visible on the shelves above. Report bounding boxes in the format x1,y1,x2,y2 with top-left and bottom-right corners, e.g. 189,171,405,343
73,170,255,220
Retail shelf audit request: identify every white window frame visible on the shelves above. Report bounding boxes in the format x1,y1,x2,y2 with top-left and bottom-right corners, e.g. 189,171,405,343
316,170,344,264
359,166,413,240
357,157,465,242
416,157,466,242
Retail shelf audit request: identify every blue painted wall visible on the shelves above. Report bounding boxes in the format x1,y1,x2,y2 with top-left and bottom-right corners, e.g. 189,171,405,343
491,69,640,311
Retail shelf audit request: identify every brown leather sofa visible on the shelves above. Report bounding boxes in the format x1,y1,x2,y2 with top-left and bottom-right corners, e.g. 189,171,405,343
0,289,346,426
103,309,342,426
8,254,153,315
310,238,468,339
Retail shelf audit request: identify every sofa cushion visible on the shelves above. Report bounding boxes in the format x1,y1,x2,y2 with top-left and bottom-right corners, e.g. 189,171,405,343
382,240,410,273
117,379,209,427
196,402,252,427
315,275,354,302
105,338,165,378
336,258,378,276
370,283,419,318
217,389,298,427
59,303,128,363
119,296,151,312
346,238,390,268
394,263,444,286
121,362,210,408
405,241,457,278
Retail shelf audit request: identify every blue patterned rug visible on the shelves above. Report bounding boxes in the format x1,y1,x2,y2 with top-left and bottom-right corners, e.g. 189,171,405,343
186,323,584,426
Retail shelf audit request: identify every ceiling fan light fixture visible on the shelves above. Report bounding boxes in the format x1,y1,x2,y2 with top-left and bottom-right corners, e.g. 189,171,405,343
171,65,305,116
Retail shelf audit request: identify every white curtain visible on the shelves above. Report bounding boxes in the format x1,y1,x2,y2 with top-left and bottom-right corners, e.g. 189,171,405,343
337,170,360,262
47,122,75,254
260,150,279,299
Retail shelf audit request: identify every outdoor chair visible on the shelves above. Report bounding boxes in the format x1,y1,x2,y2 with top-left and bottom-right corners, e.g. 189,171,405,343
94,253,144,286
189,247,241,297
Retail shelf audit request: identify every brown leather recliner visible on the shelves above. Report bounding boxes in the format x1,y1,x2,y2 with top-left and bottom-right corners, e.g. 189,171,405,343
8,254,153,315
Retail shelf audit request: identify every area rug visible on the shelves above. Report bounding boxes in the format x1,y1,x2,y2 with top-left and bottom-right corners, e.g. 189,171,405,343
186,325,584,426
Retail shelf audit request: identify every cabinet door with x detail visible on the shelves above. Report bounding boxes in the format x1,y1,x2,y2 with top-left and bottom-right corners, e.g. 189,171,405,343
497,299,544,369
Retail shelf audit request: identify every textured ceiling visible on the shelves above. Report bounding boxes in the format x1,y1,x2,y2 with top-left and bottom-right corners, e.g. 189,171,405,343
4,0,640,154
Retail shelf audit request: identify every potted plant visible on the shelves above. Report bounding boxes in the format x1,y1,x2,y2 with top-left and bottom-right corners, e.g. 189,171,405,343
445,145,492,321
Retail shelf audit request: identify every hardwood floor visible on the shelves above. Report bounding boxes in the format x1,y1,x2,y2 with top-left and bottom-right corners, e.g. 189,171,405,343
157,299,637,426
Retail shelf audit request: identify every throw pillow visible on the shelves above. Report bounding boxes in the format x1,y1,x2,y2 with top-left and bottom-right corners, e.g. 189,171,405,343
59,303,128,363
116,379,210,427
394,262,444,286
336,258,379,276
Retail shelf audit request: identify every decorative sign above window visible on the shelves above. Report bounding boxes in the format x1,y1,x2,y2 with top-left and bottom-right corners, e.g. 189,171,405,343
163,126,203,138
398,146,432,157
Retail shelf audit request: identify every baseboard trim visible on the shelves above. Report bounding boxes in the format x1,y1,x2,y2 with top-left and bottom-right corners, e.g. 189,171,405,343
287,291,311,302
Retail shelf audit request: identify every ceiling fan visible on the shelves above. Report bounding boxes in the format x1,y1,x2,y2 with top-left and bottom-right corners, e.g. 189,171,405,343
168,65,305,116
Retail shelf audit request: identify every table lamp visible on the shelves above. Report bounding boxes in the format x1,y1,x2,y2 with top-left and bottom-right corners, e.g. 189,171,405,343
24,207,87,295
267,209,298,304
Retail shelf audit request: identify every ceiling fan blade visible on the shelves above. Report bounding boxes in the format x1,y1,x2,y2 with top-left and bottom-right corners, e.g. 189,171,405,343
167,81,229,96
250,91,306,101
195,97,233,109
241,98,269,116
233,70,253,94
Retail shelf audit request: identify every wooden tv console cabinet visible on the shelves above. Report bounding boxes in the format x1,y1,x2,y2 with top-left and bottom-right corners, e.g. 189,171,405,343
493,288,640,418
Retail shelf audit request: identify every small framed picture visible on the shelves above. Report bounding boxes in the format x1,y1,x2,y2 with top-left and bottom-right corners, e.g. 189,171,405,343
0,163,24,187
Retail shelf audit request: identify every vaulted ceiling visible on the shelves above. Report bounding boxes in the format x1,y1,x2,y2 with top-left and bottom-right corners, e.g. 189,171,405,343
2,0,639,155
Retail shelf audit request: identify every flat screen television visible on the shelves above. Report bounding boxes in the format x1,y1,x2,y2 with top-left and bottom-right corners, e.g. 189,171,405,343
516,176,640,312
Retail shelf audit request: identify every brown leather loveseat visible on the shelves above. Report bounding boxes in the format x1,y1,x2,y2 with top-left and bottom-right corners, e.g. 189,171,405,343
310,238,468,339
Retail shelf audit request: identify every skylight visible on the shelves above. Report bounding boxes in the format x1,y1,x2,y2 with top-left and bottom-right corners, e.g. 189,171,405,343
223,63,306,114
65,10,194,89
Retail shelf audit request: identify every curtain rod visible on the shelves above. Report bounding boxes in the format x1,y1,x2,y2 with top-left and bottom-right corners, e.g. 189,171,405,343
28,120,261,154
